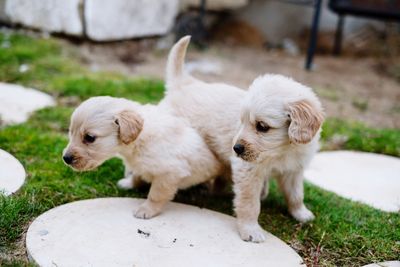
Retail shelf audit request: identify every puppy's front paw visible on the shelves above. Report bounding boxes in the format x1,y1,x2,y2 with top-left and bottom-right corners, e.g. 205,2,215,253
290,205,315,223
134,202,160,219
117,177,134,190
238,223,266,243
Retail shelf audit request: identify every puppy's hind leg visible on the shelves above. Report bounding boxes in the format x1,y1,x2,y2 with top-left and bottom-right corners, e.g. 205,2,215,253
117,174,145,190
117,165,144,190
134,176,179,219
277,171,315,223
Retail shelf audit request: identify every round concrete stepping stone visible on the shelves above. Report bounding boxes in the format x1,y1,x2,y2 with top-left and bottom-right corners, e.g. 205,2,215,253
0,149,26,195
27,198,304,267
363,261,400,267
305,151,400,212
0,82,55,125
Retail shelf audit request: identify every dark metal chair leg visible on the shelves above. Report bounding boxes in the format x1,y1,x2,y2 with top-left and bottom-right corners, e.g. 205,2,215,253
305,0,322,71
333,15,344,55
200,0,206,20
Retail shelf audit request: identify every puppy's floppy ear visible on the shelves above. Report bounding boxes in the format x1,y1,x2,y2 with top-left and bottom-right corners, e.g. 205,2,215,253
115,110,144,144
288,99,324,144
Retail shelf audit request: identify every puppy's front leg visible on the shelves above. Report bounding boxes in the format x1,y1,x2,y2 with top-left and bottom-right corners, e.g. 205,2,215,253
134,177,178,219
232,159,266,243
277,171,315,223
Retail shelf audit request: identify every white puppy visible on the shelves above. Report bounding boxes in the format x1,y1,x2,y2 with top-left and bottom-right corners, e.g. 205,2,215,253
63,96,222,219
162,37,324,242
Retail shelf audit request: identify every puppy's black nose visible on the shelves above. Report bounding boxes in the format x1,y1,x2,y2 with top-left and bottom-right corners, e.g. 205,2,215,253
63,154,74,165
233,143,245,155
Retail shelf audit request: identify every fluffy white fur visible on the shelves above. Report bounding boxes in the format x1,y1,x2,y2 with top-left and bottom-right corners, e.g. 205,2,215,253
63,96,222,219
162,36,324,242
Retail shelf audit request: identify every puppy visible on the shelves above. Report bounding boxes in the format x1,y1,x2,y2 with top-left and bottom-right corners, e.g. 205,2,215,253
162,36,324,242
63,96,222,219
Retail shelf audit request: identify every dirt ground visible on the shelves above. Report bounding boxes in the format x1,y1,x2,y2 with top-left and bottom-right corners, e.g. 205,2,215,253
77,40,400,129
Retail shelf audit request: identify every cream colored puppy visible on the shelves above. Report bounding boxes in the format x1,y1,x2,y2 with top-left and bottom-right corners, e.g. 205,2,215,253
63,96,222,219
162,37,324,242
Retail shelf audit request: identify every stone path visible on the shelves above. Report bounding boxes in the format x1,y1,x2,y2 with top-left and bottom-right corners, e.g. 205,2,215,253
363,261,400,267
305,151,400,212
0,82,55,125
0,149,25,195
27,198,304,267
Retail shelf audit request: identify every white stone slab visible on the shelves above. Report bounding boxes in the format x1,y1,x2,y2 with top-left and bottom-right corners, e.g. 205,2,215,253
0,0,9,23
363,261,400,267
85,0,179,41
0,149,25,195
5,0,83,36
305,151,400,212
0,83,55,125
27,198,304,267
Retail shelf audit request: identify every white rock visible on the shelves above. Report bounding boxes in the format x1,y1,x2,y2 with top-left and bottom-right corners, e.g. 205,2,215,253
186,59,223,76
18,64,29,73
0,149,25,195
27,198,304,267
180,0,248,11
85,0,179,41
363,261,400,267
305,151,400,212
0,83,55,125
0,0,9,22
5,0,83,36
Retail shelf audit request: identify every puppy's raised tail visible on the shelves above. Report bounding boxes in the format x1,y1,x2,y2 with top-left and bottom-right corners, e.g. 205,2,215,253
165,35,192,90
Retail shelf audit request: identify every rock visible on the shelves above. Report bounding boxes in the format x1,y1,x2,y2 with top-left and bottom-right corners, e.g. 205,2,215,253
186,59,223,76
4,0,83,36
85,0,179,41
0,83,55,125
0,149,25,196
0,0,9,23
27,198,305,267
305,151,400,212
363,261,400,267
180,0,248,11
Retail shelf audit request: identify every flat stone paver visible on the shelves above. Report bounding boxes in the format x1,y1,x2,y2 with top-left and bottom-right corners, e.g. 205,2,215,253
27,198,304,267
85,0,179,41
305,151,400,212
0,149,26,195
363,261,400,267
0,82,55,125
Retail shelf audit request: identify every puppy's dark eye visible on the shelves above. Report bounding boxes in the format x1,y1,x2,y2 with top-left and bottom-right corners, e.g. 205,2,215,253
84,134,96,143
256,121,270,133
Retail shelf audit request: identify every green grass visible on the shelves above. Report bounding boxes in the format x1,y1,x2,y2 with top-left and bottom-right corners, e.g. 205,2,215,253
0,32,399,266
321,118,400,157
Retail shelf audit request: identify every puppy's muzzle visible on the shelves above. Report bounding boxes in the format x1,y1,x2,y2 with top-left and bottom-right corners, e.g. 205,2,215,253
63,153,75,165
233,143,245,156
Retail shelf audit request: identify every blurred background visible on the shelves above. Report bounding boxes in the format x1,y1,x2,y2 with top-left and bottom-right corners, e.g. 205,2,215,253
1,1,400,266
1,0,399,129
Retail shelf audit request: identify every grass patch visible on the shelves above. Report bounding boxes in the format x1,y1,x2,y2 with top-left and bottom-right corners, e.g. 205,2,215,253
0,31,399,266
0,31,165,102
322,118,400,157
